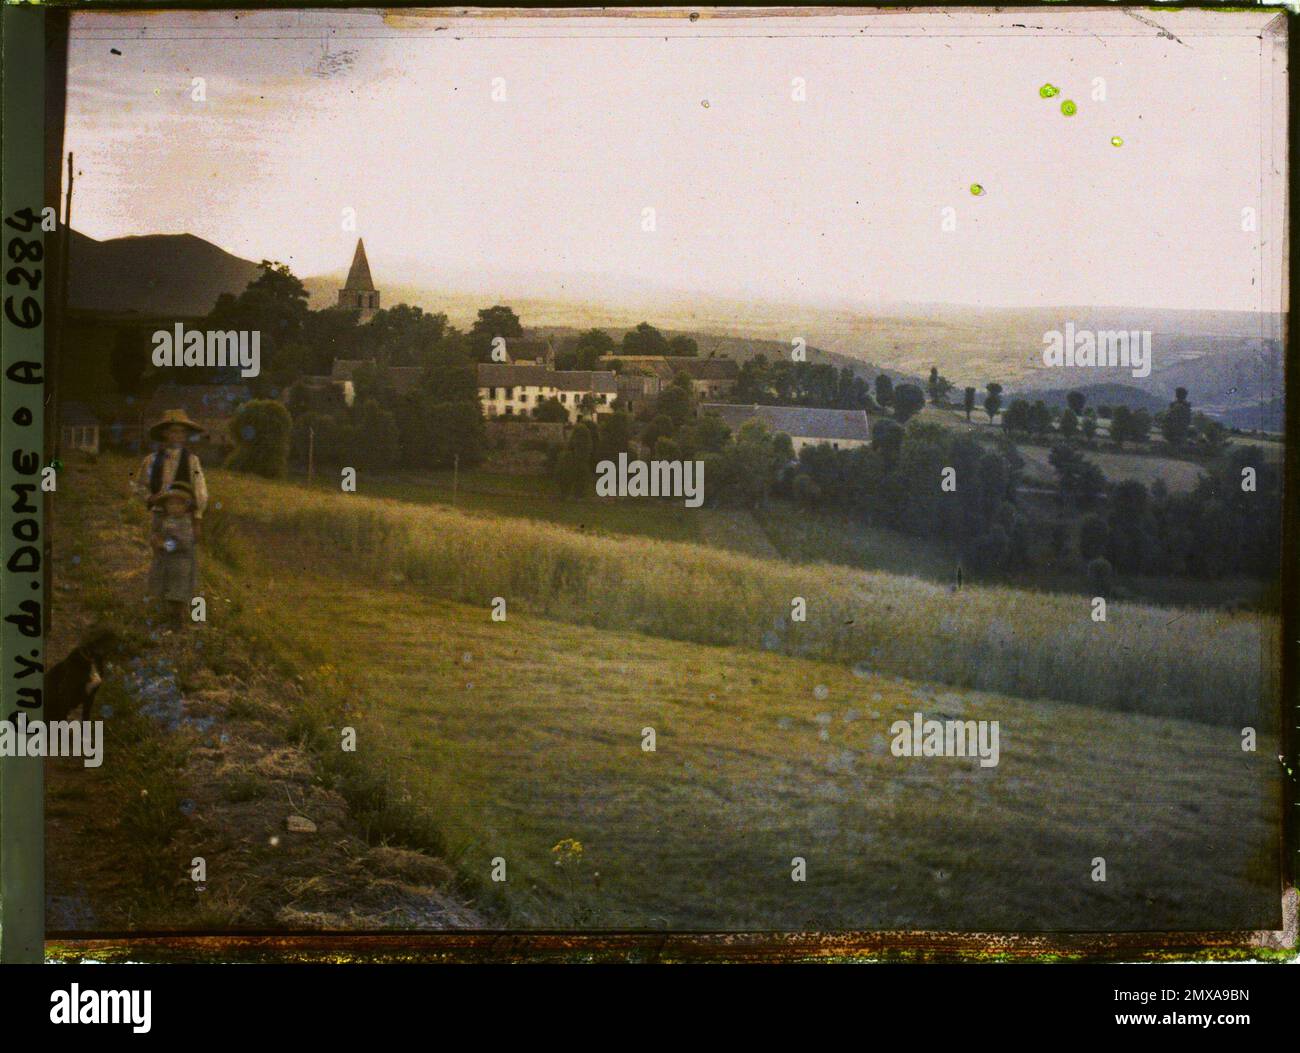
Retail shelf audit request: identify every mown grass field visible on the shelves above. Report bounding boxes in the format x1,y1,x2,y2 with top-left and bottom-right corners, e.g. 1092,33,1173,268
60,455,1282,930
218,466,1277,726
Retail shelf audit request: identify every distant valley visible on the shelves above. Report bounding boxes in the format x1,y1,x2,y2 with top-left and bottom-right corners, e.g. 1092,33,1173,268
70,230,1284,430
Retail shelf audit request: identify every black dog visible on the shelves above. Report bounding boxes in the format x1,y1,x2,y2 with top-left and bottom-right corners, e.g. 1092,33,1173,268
44,627,122,723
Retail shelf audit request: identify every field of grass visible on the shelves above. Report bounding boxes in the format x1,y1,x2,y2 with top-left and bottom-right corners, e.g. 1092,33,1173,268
300,467,704,544
56,455,1281,931
238,560,1278,930
215,463,1277,727
1016,444,1205,494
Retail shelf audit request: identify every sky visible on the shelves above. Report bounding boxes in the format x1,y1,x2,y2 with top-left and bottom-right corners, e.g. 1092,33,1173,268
64,8,1287,313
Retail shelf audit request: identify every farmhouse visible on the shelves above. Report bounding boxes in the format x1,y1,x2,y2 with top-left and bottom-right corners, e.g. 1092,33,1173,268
611,356,739,399
477,362,617,423
702,403,871,454
614,370,662,415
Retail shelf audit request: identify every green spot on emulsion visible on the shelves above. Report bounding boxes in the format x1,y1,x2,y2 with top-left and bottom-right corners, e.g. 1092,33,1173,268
1039,83,1060,98
1061,100,1077,117
970,184,985,196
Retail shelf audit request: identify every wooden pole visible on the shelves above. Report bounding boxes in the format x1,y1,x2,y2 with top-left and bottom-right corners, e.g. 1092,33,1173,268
452,453,459,507
52,151,73,462
307,425,315,484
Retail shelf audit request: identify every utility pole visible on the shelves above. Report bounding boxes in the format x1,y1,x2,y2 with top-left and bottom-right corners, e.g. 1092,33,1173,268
306,425,315,484
52,152,72,462
452,453,459,507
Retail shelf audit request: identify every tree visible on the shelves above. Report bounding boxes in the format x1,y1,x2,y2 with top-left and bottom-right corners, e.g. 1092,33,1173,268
352,399,400,470
1162,388,1193,447
642,414,676,451
967,525,1010,574
622,322,670,357
595,410,632,464
1048,442,1106,507
1199,417,1229,455
227,399,292,478
874,374,894,408
792,473,822,506
1001,399,1031,435
206,261,310,392
396,396,485,469
655,384,693,428
871,418,903,466
1028,400,1053,437
963,386,976,422
694,412,731,453
667,335,699,357
1107,479,1152,572
927,366,953,405
1081,415,1098,442
1059,408,1078,439
984,382,1003,423
1110,405,1132,448
1066,390,1087,417
469,305,523,361
892,383,925,423
533,397,569,423
556,424,594,498
572,328,616,369
1078,513,1109,560
1129,407,1152,444
1086,556,1114,598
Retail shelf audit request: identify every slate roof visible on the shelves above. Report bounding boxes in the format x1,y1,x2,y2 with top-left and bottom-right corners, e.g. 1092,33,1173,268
613,356,739,382
701,403,871,442
477,363,617,394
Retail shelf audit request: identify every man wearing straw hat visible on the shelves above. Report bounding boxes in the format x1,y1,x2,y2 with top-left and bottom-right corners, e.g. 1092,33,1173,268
132,408,210,528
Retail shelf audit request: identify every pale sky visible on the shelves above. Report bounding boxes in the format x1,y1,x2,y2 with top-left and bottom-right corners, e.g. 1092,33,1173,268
65,8,1287,312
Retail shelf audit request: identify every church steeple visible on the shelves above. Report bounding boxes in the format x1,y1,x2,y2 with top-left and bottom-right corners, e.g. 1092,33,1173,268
338,238,380,323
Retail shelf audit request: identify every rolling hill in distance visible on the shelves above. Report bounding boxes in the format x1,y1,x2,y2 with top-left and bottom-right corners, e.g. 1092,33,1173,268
69,230,1284,429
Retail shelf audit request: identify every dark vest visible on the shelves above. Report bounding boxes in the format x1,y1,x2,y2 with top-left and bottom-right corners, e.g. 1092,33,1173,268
148,447,194,498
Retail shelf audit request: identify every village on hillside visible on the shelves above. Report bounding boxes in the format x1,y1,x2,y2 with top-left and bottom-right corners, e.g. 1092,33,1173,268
57,235,1282,602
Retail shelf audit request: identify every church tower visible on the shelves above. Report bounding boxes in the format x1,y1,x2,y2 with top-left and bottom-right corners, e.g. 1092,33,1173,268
338,238,380,323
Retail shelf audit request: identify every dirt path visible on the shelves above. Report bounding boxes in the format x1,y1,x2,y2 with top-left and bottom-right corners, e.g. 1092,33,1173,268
45,454,484,932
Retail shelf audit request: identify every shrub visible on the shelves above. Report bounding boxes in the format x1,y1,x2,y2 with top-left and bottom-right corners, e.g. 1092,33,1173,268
227,399,292,478
1086,556,1114,597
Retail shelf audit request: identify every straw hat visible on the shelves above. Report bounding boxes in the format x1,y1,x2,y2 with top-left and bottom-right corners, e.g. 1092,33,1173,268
148,409,207,441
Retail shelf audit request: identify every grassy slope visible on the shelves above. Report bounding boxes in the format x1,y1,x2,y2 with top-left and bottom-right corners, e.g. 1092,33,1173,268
241,544,1278,931
56,455,1281,931
218,466,1276,727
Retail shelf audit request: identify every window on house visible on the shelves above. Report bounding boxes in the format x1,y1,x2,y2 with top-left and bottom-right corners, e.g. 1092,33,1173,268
520,393,529,403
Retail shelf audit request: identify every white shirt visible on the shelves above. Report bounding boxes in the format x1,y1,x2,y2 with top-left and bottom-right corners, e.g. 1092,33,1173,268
133,446,209,519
